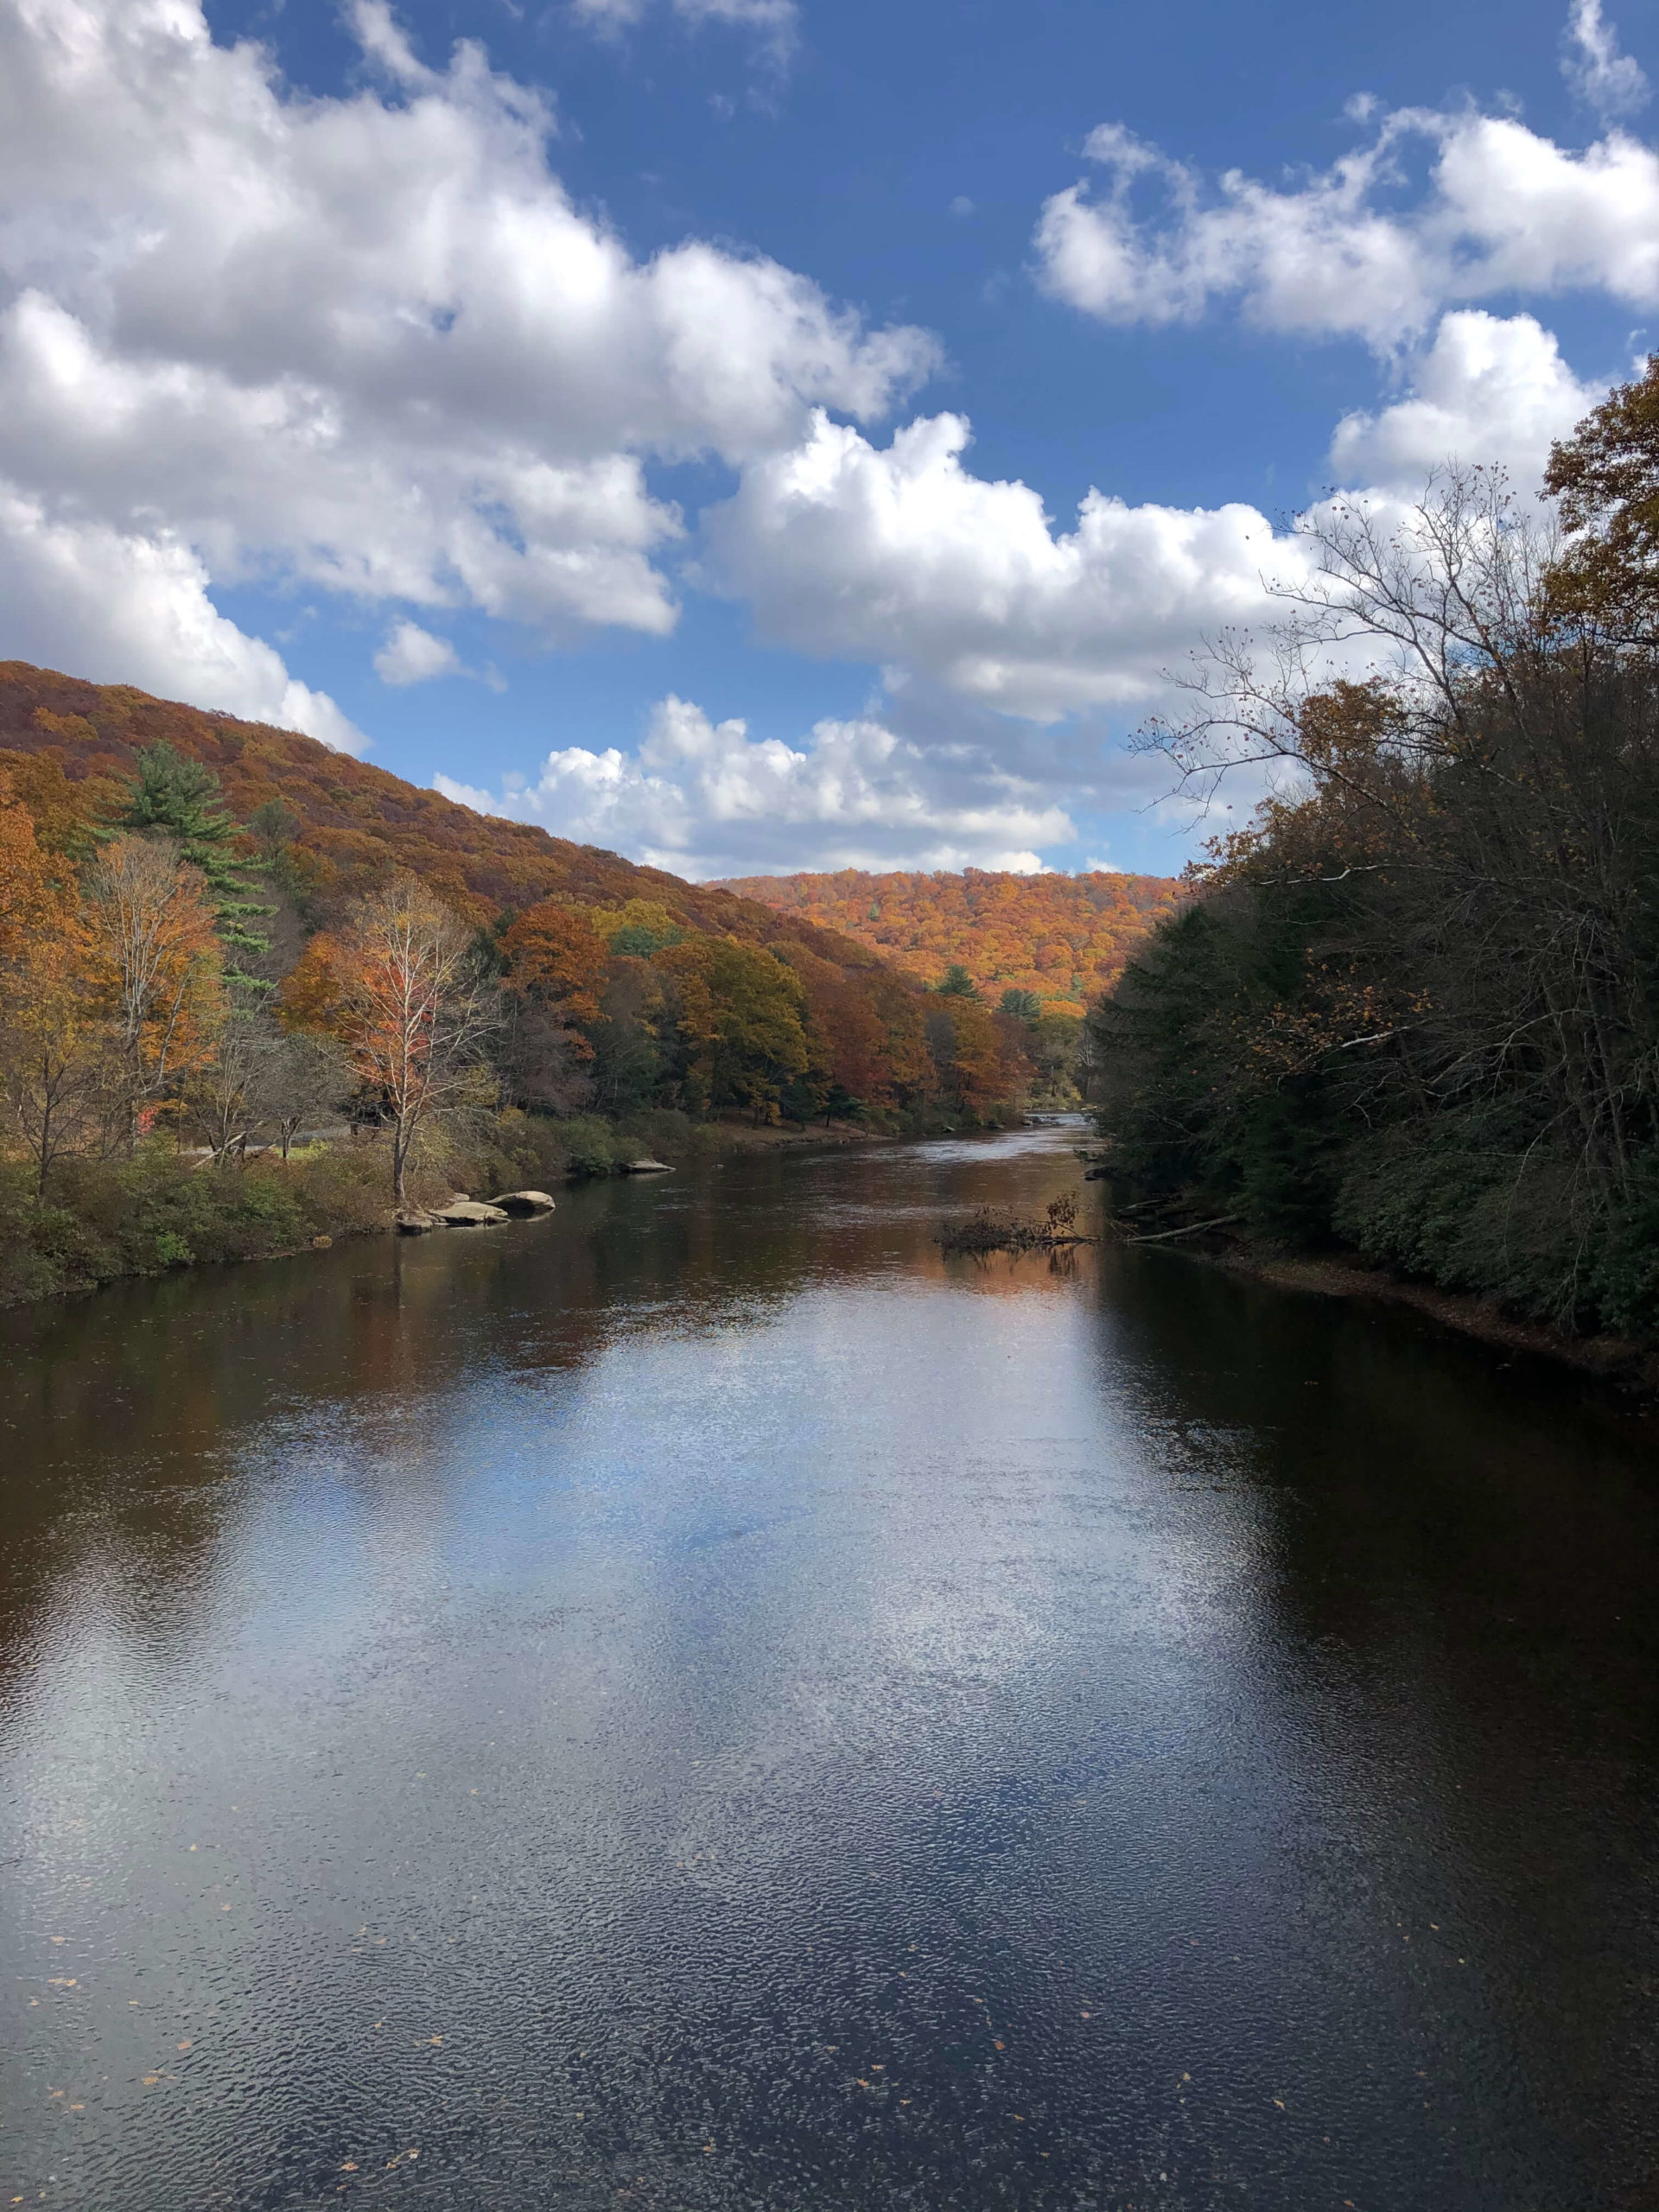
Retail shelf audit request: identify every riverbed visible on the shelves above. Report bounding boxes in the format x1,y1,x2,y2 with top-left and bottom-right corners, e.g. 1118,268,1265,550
3,1127,1656,2209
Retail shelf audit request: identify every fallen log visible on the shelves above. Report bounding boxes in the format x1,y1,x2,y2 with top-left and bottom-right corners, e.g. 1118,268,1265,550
1124,1213,1243,1244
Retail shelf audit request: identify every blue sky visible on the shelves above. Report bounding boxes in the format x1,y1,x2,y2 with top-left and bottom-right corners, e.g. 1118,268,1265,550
0,0,1654,874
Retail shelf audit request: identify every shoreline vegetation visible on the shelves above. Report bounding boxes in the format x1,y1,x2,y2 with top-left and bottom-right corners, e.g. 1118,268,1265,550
0,1109,882,1309
1085,359,1659,1390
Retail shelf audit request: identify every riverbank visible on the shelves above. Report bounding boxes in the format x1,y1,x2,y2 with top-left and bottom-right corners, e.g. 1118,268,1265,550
1192,1236,1659,1400
0,1109,900,1307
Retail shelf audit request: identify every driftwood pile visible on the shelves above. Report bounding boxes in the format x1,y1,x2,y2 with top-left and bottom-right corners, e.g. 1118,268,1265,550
937,1192,1091,1256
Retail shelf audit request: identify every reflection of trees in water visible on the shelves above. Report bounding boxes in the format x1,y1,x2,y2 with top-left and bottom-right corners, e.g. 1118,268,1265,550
1085,1245,1659,2182
0,1137,1100,1685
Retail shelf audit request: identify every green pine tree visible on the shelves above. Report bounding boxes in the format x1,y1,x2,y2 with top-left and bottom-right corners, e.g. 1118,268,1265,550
115,742,276,983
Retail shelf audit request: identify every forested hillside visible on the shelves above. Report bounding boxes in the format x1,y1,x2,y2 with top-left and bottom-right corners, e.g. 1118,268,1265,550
0,665,1039,1301
0,664,919,952
716,867,1182,1010
1093,362,1659,1345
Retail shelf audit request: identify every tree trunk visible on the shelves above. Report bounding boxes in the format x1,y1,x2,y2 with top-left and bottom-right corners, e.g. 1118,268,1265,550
35,1069,52,1204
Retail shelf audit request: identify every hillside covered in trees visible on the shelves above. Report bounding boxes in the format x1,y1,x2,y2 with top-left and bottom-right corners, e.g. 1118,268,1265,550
0,665,1040,1301
1093,359,1659,1348
716,867,1182,1011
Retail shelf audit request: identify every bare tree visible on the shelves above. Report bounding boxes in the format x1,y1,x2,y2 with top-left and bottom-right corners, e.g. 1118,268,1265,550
83,833,225,1147
318,877,500,1205
255,1027,351,1158
185,1017,353,1166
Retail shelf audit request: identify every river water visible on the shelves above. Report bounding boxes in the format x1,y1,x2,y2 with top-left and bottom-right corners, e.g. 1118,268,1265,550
3,1127,1657,2211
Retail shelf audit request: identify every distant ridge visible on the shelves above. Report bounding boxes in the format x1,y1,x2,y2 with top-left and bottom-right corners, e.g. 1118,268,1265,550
715,866,1184,1009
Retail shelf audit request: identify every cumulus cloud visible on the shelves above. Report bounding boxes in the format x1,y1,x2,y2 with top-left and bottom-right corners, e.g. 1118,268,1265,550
1034,96,1659,348
1563,0,1649,120
435,693,1075,875
0,485,365,750
374,619,463,687
1330,311,1605,490
0,0,931,717
703,410,1310,720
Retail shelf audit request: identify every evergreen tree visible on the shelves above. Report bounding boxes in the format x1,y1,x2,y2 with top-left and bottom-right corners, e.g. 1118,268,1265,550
115,743,274,981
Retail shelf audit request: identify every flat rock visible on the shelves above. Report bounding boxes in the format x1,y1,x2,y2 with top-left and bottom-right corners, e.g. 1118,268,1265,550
435,1200,509,1226
396,1209,442,1234
621,1158,673,1174
493,1189,556,1213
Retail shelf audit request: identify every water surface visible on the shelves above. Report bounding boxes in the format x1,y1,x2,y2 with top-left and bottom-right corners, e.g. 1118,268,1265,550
3,1128,1657,2210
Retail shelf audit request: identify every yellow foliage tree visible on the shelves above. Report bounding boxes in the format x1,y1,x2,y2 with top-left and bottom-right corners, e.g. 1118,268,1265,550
652,936,809,1122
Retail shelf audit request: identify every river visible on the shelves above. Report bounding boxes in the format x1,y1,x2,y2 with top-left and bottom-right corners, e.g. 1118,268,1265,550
3,1127,1657,2210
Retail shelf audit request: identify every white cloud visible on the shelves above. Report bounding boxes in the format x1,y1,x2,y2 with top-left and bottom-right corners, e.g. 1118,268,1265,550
1330,311,1605,490
1034,98,1659,348
677,308,1604,802
0,0,931,715
675,0,796,35
348,0,438,87
704,410,1309,720
435,693,1073,875
571,0,798,65
374,619,462,687
1563,0,1649,120
0,483,365,751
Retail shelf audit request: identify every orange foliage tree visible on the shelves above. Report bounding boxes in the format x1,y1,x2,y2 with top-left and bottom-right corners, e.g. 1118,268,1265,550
773,942,889,1116
0,779,62,957
499,899,610,1052
0,780,110,1191
929,995,1020,1120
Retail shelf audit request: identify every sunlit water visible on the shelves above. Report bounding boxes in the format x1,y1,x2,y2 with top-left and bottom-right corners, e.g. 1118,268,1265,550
3,1128,1657,2210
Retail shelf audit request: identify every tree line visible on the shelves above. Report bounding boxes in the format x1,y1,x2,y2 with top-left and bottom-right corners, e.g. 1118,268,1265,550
1090,359,1659,1339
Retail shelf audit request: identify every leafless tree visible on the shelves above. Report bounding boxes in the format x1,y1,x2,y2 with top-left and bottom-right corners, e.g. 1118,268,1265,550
327,877,500,1204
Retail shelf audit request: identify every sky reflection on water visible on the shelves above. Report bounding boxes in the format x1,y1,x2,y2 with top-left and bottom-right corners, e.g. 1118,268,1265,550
3,1130,1657,2210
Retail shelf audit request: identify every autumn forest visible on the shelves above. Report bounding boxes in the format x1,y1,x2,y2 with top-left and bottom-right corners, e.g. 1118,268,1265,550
0,664,1163,1304
718,868,1181,1012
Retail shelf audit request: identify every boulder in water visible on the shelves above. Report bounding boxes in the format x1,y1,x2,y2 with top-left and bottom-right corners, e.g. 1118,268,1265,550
435,1200,509,1226
493,1189,556,1214
396,1208,442,1234
620,1158,672,1174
